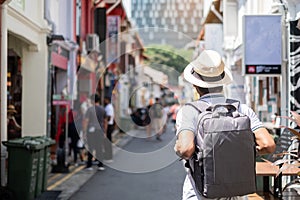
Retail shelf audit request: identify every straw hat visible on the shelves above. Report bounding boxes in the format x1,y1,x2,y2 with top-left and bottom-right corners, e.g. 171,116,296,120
7,105,17,113
184,50,232,88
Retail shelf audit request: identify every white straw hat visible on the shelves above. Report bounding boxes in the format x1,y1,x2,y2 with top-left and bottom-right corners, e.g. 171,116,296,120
184,50,232,88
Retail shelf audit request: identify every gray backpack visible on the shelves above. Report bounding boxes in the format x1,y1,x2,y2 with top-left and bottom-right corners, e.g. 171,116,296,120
185,99,256,198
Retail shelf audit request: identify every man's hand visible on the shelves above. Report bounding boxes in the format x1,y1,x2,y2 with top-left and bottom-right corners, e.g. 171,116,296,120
174,130,195,160
254,127,276,155
174,140,183,158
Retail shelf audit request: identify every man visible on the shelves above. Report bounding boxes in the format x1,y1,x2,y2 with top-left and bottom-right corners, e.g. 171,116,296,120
83,93,107,171
104,96,114,161
149,97,164,141
169,101,180,133
174,50,276,200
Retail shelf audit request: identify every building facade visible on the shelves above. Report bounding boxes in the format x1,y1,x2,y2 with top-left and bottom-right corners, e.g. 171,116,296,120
1,0,51,185
130,0,204,48
45,0,78,143
196,0,300,128
221,0,297,126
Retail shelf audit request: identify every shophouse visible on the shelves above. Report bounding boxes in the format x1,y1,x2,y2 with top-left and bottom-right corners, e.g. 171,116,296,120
222,0,282,123
45,0,78,143
0,0,146,187
75,1,147,131
77,0,100,105
196,0,288,124
220,0,300,126
0,0,51,185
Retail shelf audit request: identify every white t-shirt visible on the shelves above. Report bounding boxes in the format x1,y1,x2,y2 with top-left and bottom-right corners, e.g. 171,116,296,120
105,103,114,125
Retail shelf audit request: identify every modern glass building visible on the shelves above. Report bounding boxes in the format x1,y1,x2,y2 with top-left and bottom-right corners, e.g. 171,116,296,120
130,0,204,48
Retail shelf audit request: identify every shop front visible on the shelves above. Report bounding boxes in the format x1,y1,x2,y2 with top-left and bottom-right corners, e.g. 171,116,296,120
49,41,71,145
6,11,49,138
7,47,22,140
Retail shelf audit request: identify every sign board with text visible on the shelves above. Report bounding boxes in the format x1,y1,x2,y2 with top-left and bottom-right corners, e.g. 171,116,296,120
106,16,120,64
243,15,282,75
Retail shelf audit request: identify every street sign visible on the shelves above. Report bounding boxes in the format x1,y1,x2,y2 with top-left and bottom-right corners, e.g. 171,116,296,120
52,94,72,100
243,15,282,75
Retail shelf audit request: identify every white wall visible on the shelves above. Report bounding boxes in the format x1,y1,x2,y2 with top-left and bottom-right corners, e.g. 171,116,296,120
205,24,223,55
22,45,48,136
48,0,75,41
9,0,48,31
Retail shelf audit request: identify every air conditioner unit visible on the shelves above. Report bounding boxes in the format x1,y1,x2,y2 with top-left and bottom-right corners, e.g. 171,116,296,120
105,0,117,4
86,34,100,52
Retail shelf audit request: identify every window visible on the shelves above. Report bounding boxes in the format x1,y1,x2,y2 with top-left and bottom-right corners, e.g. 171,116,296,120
149,11,153,18
149,32,154,40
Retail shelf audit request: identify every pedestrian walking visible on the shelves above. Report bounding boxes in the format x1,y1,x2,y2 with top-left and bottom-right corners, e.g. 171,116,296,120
161,102,170,134
149,97,164,141
104,96,114,162
83,93,107,171
74,103,86,164
68,109,81,165
168,101,180,133
146,101,154,140
130,106,151,127
174,50,276,199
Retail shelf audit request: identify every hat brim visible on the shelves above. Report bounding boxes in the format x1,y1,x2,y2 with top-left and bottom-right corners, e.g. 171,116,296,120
7,110,17,113
183,62,233,88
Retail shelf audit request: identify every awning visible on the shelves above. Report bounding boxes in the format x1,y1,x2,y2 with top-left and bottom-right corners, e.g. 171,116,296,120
51,52,68,70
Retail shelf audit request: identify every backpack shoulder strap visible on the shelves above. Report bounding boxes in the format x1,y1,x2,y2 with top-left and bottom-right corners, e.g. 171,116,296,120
184,101,209,149
185,100,210,113
225,98,240,110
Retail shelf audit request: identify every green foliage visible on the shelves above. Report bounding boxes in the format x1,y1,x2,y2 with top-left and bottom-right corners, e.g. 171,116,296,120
144,44,193,86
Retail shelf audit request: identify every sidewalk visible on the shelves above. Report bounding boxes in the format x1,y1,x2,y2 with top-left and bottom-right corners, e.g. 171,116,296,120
45,129,139,200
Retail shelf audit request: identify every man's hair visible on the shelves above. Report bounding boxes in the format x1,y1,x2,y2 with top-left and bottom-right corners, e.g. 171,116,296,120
104,96,111,102
90,93,100,103
194,86,223,95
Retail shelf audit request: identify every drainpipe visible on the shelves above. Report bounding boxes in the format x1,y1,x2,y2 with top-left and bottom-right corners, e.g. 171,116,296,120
1,2,8,187
44,0,56,33
280,1,289,127
44,0,56,138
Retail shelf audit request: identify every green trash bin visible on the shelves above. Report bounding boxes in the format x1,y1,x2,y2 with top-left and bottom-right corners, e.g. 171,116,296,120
35,136,56,192
34,137,46,198
3,137,44,200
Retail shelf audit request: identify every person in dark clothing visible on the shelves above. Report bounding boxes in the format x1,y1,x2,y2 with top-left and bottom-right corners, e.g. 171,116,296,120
68,109,80,165
104,97,114,161
149,97,163,141
7,105,21,140
130,107,151,127
83,93,107,171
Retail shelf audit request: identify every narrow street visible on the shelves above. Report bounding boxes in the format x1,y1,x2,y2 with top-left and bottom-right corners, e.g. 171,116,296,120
69,123,187,200
3,1,300,200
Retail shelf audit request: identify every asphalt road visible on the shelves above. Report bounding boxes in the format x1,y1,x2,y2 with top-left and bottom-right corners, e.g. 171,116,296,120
69,123,187,200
